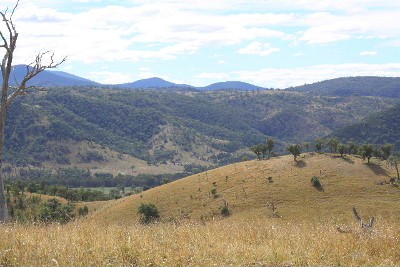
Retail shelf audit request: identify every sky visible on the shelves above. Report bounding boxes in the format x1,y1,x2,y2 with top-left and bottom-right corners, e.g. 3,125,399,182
1,0,400,88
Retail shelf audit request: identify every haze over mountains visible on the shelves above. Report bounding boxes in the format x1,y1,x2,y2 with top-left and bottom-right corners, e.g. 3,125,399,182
4,65,400,94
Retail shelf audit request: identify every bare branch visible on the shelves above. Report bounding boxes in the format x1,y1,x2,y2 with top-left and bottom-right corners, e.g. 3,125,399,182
6,51,67,106
352,207,362,224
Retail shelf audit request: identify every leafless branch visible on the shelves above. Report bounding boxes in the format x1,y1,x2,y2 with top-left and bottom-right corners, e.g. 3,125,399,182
6,51,67,106
352,207,362,224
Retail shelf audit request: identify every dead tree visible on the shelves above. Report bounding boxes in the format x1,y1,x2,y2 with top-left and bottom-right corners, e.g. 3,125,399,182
337,207,375,234
353,207,375,229
0,1,66,222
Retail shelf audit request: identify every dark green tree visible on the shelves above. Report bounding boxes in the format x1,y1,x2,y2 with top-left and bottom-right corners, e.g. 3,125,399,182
380,143,394,160
327,138,339,154
138,203,160,224
347,141,359,155
315,139,324,153
338,144,347,157
287,144,302,161
360,144,375,164
304,142,310,153
250,144,267,160
266,138,275,159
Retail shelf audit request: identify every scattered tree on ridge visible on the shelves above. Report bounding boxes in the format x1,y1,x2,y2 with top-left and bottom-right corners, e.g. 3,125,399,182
250,144,267,160
347,141,359,155
388,153,400,180
304,142,310,153
266,138,275,159
327,138,339,154
360,144,375,164
380,143,394,160
287,144,302,161
315,139,324,153
0,1,66,222
338,144,347,157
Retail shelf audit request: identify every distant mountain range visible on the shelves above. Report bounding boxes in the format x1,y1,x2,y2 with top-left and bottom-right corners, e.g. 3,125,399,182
3,65,267,91
3,65,400,95
1,65,101,87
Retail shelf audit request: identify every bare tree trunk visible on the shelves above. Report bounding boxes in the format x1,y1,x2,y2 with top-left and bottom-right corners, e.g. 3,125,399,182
0,1,65,222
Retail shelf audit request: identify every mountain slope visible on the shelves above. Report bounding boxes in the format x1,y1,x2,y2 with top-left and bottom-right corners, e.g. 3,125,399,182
199,81,265,91
114,77,192,89
288,76,400,98
334,103,400,148
1,65,100,87
91,153,400,224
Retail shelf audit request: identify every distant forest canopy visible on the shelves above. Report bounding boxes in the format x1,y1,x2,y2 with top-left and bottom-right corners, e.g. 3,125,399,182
288,76,400,98
3,79,400,169
0,75,398,193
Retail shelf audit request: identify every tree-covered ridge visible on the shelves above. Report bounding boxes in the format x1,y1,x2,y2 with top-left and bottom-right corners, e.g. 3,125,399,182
288,76,400,98
3,86,399,167
334,103,400,148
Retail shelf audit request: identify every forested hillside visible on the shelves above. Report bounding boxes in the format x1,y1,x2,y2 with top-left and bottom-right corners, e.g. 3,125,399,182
3,85,398,173
334,103,400,148
288,76,400,98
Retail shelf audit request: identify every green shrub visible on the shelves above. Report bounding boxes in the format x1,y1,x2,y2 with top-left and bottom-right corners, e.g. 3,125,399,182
311,176,322,188
220,206,231,217
138,203,160,224
211,188,219,198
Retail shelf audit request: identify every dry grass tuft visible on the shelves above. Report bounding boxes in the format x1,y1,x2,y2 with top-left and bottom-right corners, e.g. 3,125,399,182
0,219,399,266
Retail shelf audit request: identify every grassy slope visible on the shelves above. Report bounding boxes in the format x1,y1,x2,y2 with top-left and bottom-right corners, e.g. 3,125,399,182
92,153,399,224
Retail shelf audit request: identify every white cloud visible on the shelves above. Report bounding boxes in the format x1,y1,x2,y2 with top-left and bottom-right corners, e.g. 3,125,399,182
238,42,280,56
196,72,230,81
233,63,400,88
360,51,378,56
87,71,133,84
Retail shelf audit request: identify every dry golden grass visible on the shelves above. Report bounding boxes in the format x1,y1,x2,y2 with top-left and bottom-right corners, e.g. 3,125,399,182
1,218,400,266
2,153,400,266
92,153,400,224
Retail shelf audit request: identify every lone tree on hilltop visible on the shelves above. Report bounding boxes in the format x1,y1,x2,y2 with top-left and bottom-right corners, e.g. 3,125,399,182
287,144,302,161
0,1,66,222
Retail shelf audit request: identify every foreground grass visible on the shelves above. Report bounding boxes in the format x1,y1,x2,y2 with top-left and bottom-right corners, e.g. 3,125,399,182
1,219,399,266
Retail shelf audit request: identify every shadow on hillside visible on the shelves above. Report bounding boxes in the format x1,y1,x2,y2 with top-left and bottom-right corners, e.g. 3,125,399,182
295,160,307,168
366,163,390,176
341,156,355,164
315,186,325,192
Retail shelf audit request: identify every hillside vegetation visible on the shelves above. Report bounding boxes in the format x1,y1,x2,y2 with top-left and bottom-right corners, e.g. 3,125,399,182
289,76,400,98
2,153,400,266
335,103,400,148
4,86,398,171
92,153,400,224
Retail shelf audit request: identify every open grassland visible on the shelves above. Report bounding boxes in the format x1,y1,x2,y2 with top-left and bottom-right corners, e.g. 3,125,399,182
1,219,400,266
2,153,400,266
92,153,400,224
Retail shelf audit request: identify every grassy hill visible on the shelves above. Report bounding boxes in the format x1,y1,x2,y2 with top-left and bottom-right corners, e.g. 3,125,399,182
91,153,400,224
